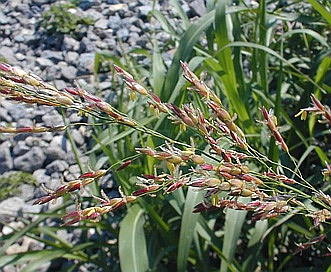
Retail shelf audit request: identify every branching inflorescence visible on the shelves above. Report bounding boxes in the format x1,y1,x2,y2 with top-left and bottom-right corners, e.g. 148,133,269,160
1,61,330,253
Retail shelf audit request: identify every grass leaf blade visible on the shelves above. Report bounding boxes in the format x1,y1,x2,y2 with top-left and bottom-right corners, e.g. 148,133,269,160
119,204,149,272
177,188,203,272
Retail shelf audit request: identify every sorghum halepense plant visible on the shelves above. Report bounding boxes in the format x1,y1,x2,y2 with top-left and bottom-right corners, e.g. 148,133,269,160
0,61,330,255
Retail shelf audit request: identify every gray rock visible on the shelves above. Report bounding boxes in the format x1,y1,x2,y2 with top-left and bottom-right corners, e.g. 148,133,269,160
181,1,191,15
0,107,12,122
12,141,30,157
19,184,36,201
78,53,95,74
15,52,26,61
12,132,31,142
33,168,51,185
16,118,34,128
79,0,97,11
43,64,61,80
107,14,121,31
0,46,17,65
95,40,108,49
32,0,56,6
79,36,96,53
12,35,24,45
100,37,116,49
53,79,67,90
41,110,63,127
75,25,89,40
68,153,89,166
69,164,80,176
22,200,42,215
101,29,114,40
95,18,109,29
190,0,207,17
41,50,64,63
128,31,140,46
84,9,103,21
61,65,78,80
8,104,34,121
0,197,25,218
15,3,30,14
0,11,9,24
137,5,152,18
36,57,54,68
49,135,67,150
39,131,54,143
107,0,119,4
70,129,85,146
13,146,46,172
65,51,79,65
61,36,80,51
116,28,129,41
108,3,128,15
24,136,44,147
2,221,25,235
24,34,41,46
1,38,12,47
46,160,69,175
87,30,99,41
68,112,84,123
56,229,73,244
43,33,64,51
0,99,15,110
0,141,13,174
44,145,68,164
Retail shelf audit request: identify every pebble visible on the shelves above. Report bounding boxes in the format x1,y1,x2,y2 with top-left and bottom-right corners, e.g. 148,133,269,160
13,146,46,172
46,159,69,175
33,168,51,185
0,197,26,219
0,141,13,174
60,65,78,80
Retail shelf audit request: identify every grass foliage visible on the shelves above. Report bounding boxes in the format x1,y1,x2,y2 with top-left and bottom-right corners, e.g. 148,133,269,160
0,172,37,201
41,0,95,37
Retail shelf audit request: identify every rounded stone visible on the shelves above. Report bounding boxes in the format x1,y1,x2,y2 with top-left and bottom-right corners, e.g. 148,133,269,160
13,146,46,172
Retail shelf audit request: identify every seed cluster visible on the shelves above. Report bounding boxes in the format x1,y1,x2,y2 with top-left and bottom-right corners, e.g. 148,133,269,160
1,61,330,243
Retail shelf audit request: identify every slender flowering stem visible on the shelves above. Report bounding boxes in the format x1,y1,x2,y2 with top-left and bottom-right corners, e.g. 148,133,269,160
1,60,330,242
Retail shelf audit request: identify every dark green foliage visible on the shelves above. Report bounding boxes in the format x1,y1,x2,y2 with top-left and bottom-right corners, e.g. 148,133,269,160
0,171,37,201
41,1,94,37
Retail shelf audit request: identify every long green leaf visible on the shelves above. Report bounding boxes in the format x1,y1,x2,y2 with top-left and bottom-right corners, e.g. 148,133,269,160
218,41,327,93
213,1,254,133
196,217,238,271
152,9,178,37
152,41,166,96
315,146,330,164
220,199,248,272
87,116,156,154
162,10,215,102
0,204,67,257
242,220,268,271
170,0,190,28
307,0,331,25
278,29,330,49
119,204,149,272
177,188,204,272
0,249,66,271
